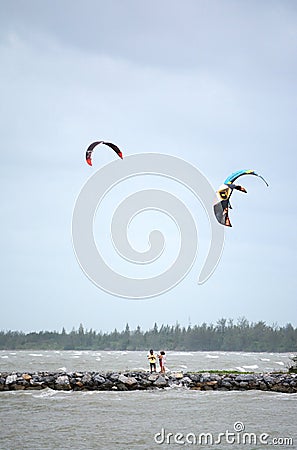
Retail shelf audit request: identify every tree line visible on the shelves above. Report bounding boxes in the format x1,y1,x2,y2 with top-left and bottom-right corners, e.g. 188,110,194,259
1,318,296,352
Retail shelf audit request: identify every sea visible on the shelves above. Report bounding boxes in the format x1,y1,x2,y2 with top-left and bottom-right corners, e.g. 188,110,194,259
0,350,296,450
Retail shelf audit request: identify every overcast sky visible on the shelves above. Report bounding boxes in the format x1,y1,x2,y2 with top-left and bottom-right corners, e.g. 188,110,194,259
1,0,296,333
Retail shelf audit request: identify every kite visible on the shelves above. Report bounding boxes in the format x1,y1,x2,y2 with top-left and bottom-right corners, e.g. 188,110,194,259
86,141,123,166
223,169,269,187
214,170,269,227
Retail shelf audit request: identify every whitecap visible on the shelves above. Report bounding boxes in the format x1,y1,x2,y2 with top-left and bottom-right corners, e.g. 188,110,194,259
275,361,285,366
243,365,258,370
33,390,73,399
1,355,8,359
260,358,270,361
235,367,246,372
170,352,193,356
206,354,219,359
57,367,67,371
29,353,43,357
32,388,56,398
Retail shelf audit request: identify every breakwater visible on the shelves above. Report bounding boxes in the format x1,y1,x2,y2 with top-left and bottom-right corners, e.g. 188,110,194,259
1,371,297,393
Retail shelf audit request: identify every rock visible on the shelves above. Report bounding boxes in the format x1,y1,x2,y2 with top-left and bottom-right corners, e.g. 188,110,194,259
93,375,105,384
101,380,114,390
109,373,120,382
153,376,168,388
81,373,92,384
210,374,221,381
235,375,255,382
200,374,211,382
116,383,128,391
172,372,184,379
22,373,32,381
44,376,56,384
74,372,83,377
14,384,26,390
5,374,17,385
148,373,159,382
55,375,70,390
0,370,296,393
259,381,268,390
139,379,151,388
222,377,232,383
189,374,201,382
118,374,137,386
182,377,194,386
263,376,276,385
0,378,6,391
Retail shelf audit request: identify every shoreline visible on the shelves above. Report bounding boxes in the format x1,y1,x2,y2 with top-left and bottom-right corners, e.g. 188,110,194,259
1,370,297,393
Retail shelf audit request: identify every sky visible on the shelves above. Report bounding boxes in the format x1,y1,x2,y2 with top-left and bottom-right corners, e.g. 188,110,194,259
1,0,296,333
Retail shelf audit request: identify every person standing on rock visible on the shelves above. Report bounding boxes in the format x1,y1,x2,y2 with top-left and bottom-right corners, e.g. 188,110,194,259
158,351,166,373
147,349,157,373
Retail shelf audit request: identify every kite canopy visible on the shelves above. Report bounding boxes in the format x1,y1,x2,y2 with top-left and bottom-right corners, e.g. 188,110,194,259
224,169,269,187
86,141,123,166
214,169,268,227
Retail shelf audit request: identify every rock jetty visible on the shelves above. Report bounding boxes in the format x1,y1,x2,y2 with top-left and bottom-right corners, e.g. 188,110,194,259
1,371,297,393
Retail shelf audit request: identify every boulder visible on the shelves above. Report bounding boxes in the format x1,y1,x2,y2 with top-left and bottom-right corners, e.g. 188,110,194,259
93,375,105,384
148,373,159,382
118,374,138,386
153,376,168,388
81,373,92,384
109,373,120,382
22,373,32,381
171,372,184,380
55,375,71,390
235,374,256,383
5,374,17,385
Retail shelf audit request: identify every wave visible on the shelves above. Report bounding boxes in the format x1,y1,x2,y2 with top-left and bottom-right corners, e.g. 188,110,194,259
170,352,193,356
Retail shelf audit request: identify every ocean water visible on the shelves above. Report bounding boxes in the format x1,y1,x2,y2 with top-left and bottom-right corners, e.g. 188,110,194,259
0,351,296,450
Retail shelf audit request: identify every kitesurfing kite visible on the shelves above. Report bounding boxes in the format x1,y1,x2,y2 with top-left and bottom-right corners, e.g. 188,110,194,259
85,141,123,166
214,170,269,227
